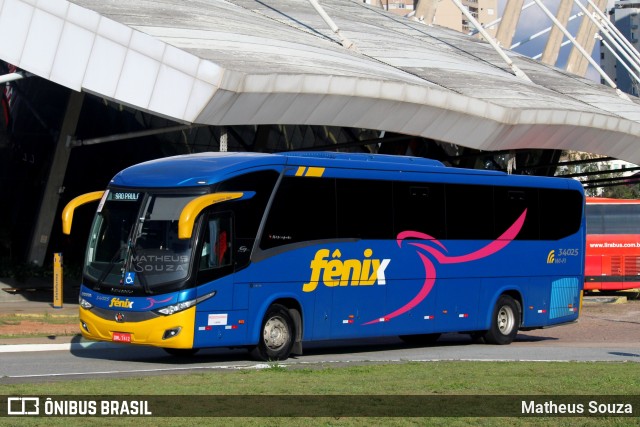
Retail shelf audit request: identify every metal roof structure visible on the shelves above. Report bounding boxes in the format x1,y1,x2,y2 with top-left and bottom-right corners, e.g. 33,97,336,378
2,0,640,163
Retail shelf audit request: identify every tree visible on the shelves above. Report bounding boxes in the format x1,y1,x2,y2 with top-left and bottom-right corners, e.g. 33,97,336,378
558,151,640,198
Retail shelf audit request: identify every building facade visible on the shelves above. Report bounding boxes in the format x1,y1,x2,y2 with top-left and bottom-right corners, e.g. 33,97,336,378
363,0,498,35
601,1,640,96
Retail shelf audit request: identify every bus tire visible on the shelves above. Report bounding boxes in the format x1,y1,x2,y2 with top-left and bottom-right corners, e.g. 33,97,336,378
250,304,294,361
399,333,441,346
483,295,520,345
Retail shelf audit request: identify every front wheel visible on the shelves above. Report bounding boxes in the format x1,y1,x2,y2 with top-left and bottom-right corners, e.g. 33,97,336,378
483,295,520,345
250,304,295,361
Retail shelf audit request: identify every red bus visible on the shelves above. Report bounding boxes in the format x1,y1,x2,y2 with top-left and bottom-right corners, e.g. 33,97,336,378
585,197,640,291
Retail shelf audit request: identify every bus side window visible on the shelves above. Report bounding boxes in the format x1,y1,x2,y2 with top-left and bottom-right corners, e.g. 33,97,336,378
200,216,231,271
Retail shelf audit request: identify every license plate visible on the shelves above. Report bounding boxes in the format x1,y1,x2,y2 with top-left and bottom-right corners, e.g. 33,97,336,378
112,332,132,343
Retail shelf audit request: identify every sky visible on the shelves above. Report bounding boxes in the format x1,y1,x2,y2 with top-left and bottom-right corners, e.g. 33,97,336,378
496,0,617,82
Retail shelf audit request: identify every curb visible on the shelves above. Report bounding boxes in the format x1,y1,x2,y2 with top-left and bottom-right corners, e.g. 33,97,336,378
0,339,122,353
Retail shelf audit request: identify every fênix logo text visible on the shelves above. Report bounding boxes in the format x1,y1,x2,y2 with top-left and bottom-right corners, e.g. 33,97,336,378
108,298,134,308
302,248,391,292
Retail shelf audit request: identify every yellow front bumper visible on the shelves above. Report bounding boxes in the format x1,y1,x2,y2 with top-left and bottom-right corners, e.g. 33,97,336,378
79,306,196,349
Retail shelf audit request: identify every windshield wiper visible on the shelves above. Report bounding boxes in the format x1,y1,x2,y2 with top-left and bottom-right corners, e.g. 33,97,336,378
94,246,126,290
126,244,152,295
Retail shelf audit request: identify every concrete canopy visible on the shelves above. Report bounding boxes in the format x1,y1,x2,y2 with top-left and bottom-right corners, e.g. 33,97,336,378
2,0,640,162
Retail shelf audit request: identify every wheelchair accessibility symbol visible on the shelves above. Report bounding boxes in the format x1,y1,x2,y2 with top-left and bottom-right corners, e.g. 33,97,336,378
124,272,136,285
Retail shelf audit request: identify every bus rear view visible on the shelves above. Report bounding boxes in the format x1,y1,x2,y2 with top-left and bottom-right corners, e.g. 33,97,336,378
63,152,586,360
585,197,640,291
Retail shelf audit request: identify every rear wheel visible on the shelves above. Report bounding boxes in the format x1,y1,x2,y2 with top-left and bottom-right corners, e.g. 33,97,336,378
483,295,520,345
250,304,294,361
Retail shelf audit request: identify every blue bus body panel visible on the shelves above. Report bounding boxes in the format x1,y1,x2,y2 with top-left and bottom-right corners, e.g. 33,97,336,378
190,237,583,346
97,152,584,349
80,287,197,311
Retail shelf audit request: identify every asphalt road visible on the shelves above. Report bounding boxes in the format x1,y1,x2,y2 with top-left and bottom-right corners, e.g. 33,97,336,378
0,295,638,384
1,329,638,384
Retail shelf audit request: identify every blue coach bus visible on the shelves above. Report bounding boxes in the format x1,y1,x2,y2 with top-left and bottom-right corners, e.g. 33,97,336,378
62,151,585,360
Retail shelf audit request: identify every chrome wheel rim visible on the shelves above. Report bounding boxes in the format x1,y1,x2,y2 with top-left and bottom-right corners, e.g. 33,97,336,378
497,305,515,335
263,316,289,350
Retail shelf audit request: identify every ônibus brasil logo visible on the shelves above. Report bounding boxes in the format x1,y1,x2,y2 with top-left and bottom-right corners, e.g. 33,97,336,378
302,209,527,325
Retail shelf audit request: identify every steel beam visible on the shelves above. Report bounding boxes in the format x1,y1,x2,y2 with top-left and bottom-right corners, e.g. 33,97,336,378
496,0,524,48
541,0,573,66
27,91,84,266
566,0,606,76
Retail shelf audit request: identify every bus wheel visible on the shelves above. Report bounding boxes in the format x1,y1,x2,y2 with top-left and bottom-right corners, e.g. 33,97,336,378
163,348,199,357
399,333,441,346
250,304,294,361
483,295,520,345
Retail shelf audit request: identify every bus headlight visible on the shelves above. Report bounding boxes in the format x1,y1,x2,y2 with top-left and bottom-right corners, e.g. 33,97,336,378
79,296,93,309
153,291,216,316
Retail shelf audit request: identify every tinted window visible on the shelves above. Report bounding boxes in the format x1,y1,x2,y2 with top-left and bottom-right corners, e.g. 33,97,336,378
261,176,336,249
494,187,540,240
336,179,393,239
195,212,234,284
217,170,279,241
393,182,446,239
259,174,583,247
539,189,583,239
445,184,494,239
586,204,640,234
586,205,605,234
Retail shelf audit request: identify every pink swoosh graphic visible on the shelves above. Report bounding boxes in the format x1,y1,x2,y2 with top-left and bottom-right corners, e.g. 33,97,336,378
363,251,436,325
141,296,173,310
363,209,527,324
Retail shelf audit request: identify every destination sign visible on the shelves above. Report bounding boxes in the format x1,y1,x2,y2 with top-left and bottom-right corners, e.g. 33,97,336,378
109,192,140,201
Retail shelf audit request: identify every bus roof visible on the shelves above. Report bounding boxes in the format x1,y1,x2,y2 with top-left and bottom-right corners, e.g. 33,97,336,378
110,152,278,187
109,151,580,190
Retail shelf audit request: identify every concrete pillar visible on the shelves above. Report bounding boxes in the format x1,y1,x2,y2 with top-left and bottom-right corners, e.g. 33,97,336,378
566,0,607,76
414,0,439,24
27,90,84,266
496,0,524,48
541,0,573,66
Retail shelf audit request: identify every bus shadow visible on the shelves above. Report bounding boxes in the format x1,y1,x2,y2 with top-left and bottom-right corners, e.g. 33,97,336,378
68,332,559,364
609,351,640,358
514,333,559,343
68,334,475,363
68,335,252,364
281,333,490,358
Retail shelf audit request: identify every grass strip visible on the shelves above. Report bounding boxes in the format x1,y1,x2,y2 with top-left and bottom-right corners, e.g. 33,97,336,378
2,361,638,426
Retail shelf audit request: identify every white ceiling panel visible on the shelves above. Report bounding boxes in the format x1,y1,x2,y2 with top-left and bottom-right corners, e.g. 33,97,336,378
21,9,64,78
49,22,94,90
149,64,193,120
82,34,127,97
0,0,34,65
115,49,160,109
36,0,67,18
1,0,640,163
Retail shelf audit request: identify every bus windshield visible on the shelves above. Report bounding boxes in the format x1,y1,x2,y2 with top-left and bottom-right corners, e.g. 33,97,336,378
84,190,199,291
